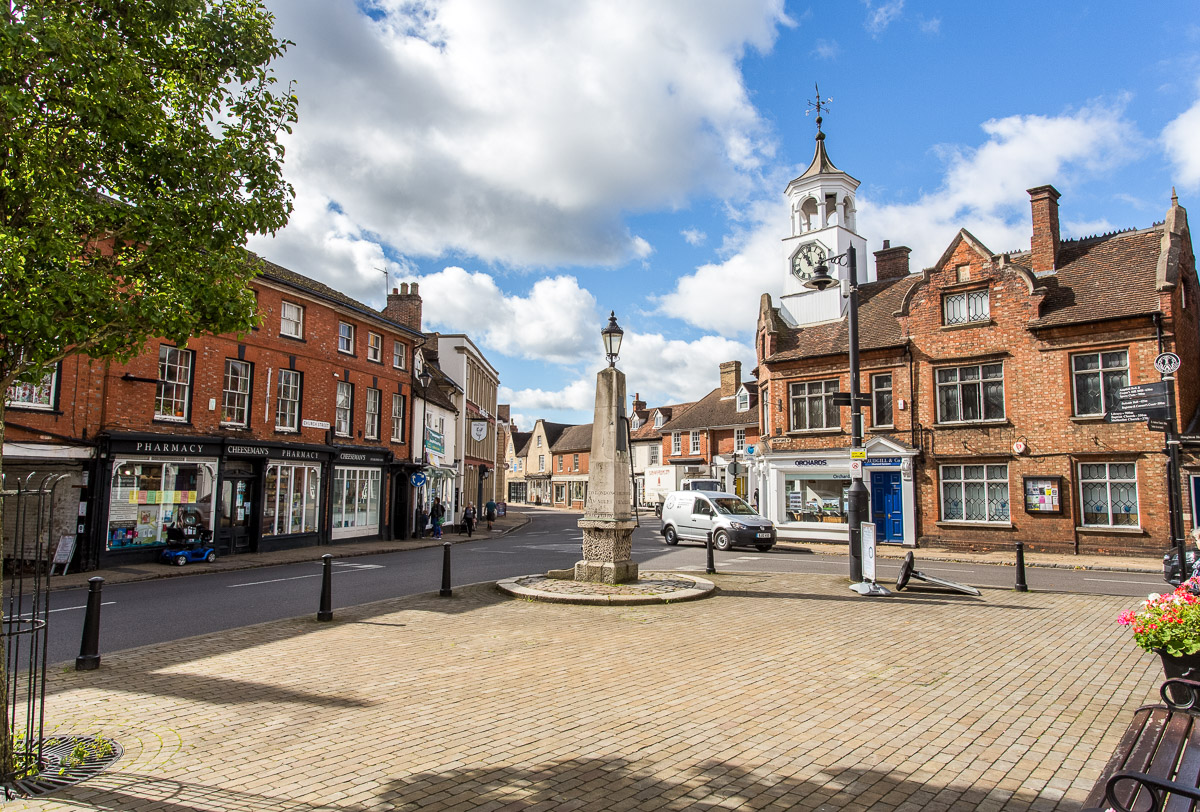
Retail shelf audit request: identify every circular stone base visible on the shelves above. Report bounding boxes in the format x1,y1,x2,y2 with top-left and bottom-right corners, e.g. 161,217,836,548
496,571,715,605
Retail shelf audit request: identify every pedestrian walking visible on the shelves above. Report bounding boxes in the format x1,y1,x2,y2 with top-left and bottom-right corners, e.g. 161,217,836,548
431,497,445,539
462,503,476,537
485,498,497,531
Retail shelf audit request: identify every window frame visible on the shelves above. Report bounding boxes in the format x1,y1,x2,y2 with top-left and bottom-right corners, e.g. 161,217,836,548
690,431,701,455
364,387,381,440
939,464,1011,524
942,288,990,326
337,322,355,355
935,363,1005,424
335,381,353,437
5,367,57,411
391,393,406,443
275,369,302,432
736,388,750,412
649,444,660,465
392,340,406,369
1072,350,1129,417
558,455,563,472
155,345,194,422
672,432,681,455
788,378,841,431
871,373,894,428
573,453,579,470
280,301,304,338
366,332,383,364
735,428,746,452
221,359,252,427
1079,461,1140,528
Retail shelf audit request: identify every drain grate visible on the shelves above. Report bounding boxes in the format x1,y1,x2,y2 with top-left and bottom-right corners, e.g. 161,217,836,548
4,736,123,799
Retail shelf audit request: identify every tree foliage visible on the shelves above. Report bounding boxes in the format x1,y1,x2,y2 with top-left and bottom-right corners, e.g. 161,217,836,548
0,0,298,390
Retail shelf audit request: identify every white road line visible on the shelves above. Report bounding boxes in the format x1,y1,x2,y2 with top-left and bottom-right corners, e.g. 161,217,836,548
229,567,379,588
49,601,115,613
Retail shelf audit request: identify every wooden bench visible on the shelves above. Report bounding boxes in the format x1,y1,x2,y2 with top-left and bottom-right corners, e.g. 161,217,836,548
1083,678,1200,811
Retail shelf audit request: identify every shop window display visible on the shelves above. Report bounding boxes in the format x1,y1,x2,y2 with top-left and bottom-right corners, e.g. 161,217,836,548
332,467,380,538
784,475,849,524
107,460,217,549
263,463,321,536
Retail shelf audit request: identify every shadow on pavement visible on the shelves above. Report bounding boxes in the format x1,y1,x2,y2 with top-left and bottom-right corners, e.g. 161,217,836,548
43,755,1061,811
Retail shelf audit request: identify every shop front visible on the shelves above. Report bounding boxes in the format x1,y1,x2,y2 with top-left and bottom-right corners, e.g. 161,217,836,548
754,436,916,546
331,447,392,542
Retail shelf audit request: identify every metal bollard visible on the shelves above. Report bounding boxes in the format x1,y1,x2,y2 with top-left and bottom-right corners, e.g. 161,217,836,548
440,541,453,597
1015,541,1029,592
75,577,105,671
317,554,333,621
706,531,716,575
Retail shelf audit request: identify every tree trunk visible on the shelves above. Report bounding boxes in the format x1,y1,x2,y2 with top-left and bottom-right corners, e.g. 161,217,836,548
0,406,11,778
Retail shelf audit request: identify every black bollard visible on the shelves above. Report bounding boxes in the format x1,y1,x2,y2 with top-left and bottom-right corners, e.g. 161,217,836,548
317,554,333,621
1015,541,1029,593
706,531,716,575
440,541,453,597
75,576,105,671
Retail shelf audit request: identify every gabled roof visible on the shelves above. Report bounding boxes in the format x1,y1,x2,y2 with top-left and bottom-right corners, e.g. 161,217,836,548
511,432,532,456
766,274,918,362
537,421,574,448
551,424,593,454
660,385,758,432
630,403,695,441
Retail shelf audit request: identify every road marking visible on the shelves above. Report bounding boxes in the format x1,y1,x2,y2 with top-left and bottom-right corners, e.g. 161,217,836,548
229,565,382,588
50,601,115,613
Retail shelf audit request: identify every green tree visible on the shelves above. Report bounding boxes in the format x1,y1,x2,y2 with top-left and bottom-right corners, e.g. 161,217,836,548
0,0,297,776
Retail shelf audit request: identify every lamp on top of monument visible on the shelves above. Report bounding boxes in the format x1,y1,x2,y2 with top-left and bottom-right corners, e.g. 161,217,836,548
601,311,624,367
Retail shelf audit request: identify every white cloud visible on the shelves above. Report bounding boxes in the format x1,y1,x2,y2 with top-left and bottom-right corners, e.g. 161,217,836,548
918,16,940,34
860,99,1141,268
864,0,903,36
811,39,840,60
406,268,599,365
653,198,786,335
256,0,791,276
681,228,707,246
1163,81,1200,190
502,379,595,413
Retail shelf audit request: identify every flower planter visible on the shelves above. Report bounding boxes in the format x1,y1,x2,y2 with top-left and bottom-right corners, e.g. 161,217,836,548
1158,649,1200,680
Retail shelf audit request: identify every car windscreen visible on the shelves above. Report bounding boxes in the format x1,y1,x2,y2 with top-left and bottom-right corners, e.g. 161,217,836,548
712,498,755,515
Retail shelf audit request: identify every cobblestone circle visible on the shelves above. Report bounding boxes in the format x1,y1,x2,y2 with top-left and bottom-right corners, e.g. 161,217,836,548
510,572,701,595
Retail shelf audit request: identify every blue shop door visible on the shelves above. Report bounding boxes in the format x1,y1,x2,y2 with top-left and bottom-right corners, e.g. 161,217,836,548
871,472,905,543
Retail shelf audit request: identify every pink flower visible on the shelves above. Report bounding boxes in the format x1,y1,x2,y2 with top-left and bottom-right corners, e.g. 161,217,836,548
1118,610,1135,625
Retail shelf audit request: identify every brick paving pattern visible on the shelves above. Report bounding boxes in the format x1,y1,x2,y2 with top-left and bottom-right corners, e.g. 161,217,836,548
11,572,1159,811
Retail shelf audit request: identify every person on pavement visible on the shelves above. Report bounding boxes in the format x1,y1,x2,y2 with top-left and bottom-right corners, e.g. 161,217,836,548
485,498,497,531
431,497,445,539
462,503,476,537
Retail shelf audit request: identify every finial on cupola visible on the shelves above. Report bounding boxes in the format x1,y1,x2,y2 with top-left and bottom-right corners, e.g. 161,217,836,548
806,82,833,142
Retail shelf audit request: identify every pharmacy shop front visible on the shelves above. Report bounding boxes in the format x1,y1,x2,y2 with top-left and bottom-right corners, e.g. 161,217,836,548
757,440,916,546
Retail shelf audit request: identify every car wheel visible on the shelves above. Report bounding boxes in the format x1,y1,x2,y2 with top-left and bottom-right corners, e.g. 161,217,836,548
713,531,732,551
755,544,773,552
173,554,188,567
663,526,678,545
205,551,216,563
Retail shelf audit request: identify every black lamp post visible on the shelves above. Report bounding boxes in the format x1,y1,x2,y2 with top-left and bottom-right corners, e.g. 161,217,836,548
804,245,869,584
602,311,624,367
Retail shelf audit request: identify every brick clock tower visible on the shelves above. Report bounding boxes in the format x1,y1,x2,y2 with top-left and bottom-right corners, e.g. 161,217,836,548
777,115,870,326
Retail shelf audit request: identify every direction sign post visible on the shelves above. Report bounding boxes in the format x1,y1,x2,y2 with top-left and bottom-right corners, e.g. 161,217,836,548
1154,352,1188,581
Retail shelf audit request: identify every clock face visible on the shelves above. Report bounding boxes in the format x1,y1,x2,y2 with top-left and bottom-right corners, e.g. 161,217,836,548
791,241,827,278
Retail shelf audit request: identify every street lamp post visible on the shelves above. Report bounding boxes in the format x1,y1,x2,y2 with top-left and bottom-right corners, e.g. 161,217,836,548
417,366,432,535
804,246,870,585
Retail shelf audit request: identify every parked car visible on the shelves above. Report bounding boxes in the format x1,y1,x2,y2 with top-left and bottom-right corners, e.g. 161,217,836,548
659,490,775,551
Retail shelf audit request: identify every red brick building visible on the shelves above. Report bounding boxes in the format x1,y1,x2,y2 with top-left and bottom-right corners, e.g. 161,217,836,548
755,128,1199,556
4,260,424,569
549,424,592,509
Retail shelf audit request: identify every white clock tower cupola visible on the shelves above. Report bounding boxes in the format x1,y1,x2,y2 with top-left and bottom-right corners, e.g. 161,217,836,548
778,107,870,326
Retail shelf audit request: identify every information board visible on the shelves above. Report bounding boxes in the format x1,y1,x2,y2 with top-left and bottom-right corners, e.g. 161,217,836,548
861,522,876,582
1023,476,1062,514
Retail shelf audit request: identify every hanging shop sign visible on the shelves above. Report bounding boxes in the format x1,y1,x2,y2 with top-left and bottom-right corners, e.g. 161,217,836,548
471,420,489,442
426,428,445,455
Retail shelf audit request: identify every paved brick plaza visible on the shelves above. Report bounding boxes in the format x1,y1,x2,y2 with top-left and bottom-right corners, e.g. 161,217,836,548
13,573,1159,811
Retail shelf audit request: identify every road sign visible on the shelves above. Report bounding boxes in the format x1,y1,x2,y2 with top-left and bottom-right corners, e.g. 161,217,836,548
1156,352,1182,375
849,459,863,478
1117,382,1168,400
410,472,427,487
850,450,867,459
1106,411,1150,424
1147,418,1170,432
830,393,872,406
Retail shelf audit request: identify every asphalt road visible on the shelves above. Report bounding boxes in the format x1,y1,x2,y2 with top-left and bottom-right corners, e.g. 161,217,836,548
42,508,1165,666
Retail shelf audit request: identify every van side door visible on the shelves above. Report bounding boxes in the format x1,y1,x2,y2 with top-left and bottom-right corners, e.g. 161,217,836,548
681,496,715,541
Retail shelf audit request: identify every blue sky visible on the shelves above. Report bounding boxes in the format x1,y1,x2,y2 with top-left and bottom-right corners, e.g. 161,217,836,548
250,0,1200,429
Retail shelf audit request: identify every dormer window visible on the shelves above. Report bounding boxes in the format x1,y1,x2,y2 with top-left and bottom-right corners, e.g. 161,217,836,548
654,412,664,429
630,415,641,430
943,289,989,326
736,387,749,413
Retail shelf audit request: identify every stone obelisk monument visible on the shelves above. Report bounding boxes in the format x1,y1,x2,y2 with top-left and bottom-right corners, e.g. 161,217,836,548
574,364,638,584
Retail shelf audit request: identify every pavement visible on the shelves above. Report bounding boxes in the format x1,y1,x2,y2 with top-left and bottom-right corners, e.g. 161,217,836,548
11,568,1161,811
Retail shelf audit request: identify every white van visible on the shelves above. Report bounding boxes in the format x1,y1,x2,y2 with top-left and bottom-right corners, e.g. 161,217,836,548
659,490,776,552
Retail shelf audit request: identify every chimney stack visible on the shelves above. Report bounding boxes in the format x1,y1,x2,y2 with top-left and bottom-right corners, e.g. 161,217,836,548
632,392,646,412
384,281,423,332
1028,185,1061,274
874,240,911,280
719,361,741,397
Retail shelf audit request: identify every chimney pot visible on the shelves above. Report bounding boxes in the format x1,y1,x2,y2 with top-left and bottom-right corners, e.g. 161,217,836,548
1028,185,1061,273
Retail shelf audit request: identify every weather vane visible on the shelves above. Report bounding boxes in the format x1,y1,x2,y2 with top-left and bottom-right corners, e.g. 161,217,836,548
805,83,833,137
